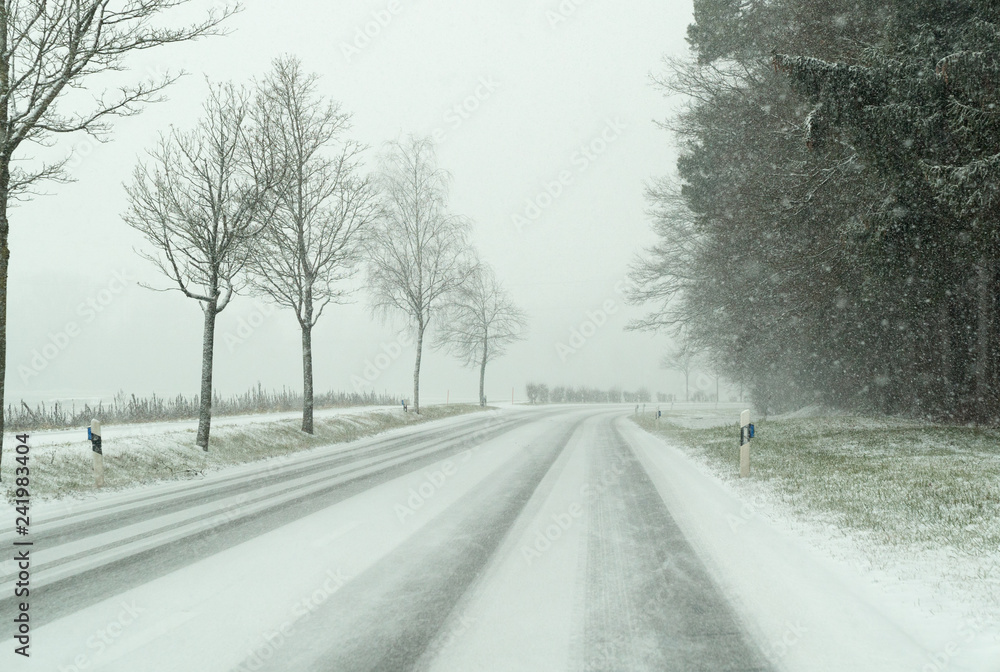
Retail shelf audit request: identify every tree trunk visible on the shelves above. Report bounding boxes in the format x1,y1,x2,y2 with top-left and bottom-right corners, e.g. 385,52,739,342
301,320,314,434
975,259,993,421
685,371,690,402
0,163,8,480
413,323,424,414
939,296,953,413
196,299,218,450
479,337,488,407
993,264,1000,420
0,0,10,481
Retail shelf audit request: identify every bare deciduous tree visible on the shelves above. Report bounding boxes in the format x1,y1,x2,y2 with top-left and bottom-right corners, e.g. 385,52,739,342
436,263,526,406
366,136,474,414
124,83,269,450
246,57,378,434
0,0,233,475
662,343,699,403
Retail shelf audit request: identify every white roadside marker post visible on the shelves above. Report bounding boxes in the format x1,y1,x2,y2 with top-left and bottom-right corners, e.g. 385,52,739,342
739,409,753,478
89,419,104,488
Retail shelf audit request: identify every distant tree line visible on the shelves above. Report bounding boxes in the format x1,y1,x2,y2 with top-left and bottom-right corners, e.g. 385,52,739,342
525,384,652,404
631,0,1000,422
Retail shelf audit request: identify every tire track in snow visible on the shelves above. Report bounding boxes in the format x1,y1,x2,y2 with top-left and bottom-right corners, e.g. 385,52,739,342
236,414,586,672
0,412,540,637
19,414,510,547
579,420,771,671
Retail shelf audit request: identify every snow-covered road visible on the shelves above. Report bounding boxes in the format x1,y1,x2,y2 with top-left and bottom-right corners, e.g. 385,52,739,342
0,407,951,671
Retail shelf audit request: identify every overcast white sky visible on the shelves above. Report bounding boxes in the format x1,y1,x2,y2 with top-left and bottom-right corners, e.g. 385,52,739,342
8,0,709,407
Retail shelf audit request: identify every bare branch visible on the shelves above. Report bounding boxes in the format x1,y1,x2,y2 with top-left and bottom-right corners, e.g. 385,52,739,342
0,0,238,197
434,262,528,368
243,56,378,329
365,135,475,332
123,81,270,313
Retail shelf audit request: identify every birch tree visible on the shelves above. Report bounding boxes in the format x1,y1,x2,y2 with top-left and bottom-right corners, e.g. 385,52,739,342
245,57,378,434
366,136,474,414
124,83,270,450
436,263,526,406
0,0,232,475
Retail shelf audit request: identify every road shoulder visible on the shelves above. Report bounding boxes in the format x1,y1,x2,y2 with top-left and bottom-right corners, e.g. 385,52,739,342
620,416,943,672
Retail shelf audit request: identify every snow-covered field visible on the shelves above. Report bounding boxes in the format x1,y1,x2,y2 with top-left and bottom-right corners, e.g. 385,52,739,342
632,405,1000,671
1,404,485,501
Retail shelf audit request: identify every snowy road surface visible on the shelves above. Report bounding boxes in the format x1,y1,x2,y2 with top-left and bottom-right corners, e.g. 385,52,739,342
0,407,942,670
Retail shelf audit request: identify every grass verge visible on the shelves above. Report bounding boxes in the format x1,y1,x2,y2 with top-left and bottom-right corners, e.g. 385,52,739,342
633,411,1000,556
633,409,1000,630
